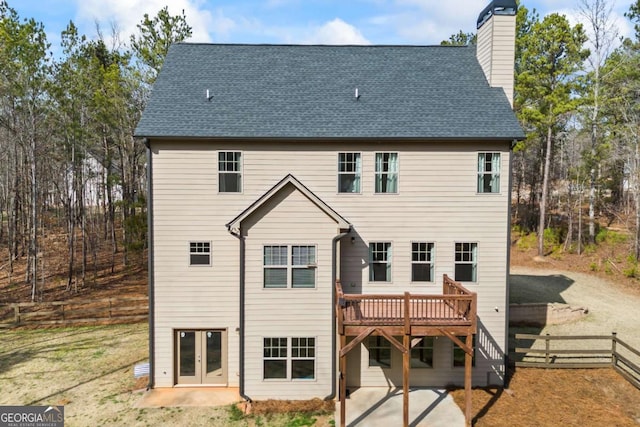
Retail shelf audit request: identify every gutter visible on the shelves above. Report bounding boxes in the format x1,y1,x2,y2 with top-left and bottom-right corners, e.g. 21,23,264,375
227,226,251,402
144,138,155,390
324,227,352,400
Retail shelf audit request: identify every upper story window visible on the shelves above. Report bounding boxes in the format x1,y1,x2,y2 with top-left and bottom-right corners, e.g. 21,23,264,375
263,245,316,289
477,152,500,193
412,242,434,282
338,152,361,193
455,242,477,282
218,151,242,193
189,241,211,266
369,242,391,282
375,152,398,193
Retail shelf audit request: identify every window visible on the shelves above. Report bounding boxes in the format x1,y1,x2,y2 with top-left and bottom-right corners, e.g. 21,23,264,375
412,242,434,282
369,242,391,282
291,246,316,288
338,153,361,193
264,246,288,288
410,337,434,368
218,151,242,192
263,338,287,379
291,338,315,379
264,337,315,380
189,242,211,265
375,152,398,193
263,245,316,288
478,152,500,193
453,336,475,367
455,242,477,282
368,336,391,368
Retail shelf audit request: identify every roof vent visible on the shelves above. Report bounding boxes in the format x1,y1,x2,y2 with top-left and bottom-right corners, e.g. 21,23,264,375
355,88,361,100
206,89,213,102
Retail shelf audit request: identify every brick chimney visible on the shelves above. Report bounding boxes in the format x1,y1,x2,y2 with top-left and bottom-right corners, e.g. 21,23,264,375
476,0,517,108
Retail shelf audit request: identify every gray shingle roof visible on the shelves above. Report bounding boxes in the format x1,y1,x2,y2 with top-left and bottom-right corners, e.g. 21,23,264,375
135,43,524,140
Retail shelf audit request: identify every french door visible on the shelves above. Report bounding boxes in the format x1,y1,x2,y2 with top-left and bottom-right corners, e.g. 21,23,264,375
176,329,227,385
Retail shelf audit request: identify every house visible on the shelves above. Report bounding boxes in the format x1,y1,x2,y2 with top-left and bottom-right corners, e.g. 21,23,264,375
134,1,523,425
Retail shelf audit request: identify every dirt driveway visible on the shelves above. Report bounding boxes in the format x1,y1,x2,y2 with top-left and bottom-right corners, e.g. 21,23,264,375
510,265,640,350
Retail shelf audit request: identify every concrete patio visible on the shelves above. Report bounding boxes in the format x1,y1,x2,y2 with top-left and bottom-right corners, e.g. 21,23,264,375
336,387,465,427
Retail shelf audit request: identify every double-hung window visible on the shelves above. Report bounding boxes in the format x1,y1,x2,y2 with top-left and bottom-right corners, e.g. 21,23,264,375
412,242,434,282
263,245,316,288
375,152,398,193
367,336,391,368
410,337,434,368
369,242,392,282
338,153,361,193
189,241,211,266
218,151,242,193
263,337,315,380
455,242,477,282
453,336,475,367
477,152,500,193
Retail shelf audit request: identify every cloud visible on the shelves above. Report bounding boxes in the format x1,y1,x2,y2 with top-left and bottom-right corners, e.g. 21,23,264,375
74,0,216,44
303,18,370,45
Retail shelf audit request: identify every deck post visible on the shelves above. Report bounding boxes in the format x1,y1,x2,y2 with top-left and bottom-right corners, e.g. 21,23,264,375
464,333,473,427
340,334,347,427
403,333,410,427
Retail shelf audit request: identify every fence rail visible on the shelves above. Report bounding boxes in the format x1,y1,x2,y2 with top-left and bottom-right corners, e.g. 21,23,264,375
0,296,148,328
514,332,640,389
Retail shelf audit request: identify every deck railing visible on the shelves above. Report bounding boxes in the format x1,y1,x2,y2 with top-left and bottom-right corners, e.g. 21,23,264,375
336,275,476,331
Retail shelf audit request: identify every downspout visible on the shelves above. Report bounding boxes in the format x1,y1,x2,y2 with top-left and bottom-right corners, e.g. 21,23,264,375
144,138,155,390
324,227,351,400
228,226,251,402
504,141,515,383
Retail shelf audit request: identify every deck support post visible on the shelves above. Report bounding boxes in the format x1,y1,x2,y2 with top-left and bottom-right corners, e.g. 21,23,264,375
403,334,410,427
464,333,473,427
339,334,347,427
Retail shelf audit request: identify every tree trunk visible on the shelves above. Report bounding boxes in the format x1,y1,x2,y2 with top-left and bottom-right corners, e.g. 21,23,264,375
538,125,553,257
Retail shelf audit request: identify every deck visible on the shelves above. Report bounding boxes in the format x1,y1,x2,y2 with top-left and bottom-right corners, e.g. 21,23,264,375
336,275,477,337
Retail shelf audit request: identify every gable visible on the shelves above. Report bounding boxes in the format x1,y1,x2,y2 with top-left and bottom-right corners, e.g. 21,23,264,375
226,174,351,234
135,44,524,141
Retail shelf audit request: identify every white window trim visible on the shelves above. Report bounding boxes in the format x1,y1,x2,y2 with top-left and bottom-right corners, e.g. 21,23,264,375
262,337,317,381
374,152,399,194
411,241,435,283
477,152,501,194
337,152,363,194
454,242,478,283
218,150,243,194
368,241,393,283
263,244,318,289
188,241,212,266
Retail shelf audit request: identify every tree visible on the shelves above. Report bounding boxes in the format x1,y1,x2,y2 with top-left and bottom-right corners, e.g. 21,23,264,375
578,0,619,244
517,13,589,257
130,6,192,84
440,30,476,46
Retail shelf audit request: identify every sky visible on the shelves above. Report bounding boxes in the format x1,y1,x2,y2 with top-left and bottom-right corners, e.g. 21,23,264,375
8,0,637,52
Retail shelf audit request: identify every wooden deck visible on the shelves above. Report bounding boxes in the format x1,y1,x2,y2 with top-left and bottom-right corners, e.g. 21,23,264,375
336,275,477,336
335,275,478,427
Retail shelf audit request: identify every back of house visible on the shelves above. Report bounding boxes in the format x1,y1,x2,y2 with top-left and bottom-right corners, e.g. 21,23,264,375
135,0,523,406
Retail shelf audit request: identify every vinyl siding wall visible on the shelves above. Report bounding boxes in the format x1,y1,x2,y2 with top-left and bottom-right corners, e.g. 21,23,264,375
150,139,510,390
477,14,517,107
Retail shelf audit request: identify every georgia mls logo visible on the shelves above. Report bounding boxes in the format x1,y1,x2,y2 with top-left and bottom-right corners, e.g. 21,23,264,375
0,405,64,427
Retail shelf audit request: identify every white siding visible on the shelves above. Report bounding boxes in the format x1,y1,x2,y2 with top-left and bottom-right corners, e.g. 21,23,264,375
151,139,510,392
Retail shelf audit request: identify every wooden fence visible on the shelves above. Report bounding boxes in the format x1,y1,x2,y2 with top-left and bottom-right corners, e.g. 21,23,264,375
0,296,148,328
514,333,640,389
